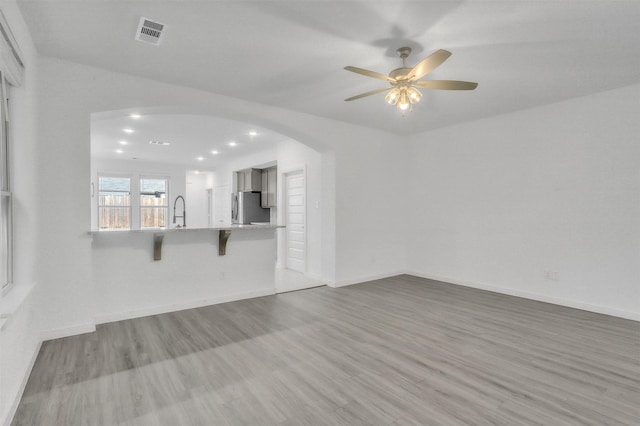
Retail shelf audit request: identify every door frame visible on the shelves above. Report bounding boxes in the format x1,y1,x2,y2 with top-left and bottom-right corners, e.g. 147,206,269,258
281,166,307,273
206,188,213,227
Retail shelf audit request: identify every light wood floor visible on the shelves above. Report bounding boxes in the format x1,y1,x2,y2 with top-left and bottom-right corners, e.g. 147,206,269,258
13,275,640,425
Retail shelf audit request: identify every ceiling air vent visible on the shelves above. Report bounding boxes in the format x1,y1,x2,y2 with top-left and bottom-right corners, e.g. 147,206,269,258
135,17,165,45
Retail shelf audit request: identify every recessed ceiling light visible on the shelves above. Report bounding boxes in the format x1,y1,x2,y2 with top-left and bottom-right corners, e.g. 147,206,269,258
119,140,128,145
123,128,134,134
228,141,237,147
149,140,170,146
197,156,205,161
129,113,142,119
249,131,257,136
211,150,219,155
194,170,200,175
115,149,124,154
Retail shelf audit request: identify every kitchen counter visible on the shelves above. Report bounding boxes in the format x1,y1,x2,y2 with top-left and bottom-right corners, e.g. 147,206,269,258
90,224,284,258
89,223,283,234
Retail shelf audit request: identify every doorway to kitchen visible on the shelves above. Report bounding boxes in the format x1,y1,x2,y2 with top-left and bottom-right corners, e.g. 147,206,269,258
275,168,324,293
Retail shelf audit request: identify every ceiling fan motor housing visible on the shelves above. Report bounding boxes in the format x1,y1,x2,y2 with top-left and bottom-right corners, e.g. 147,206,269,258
391,47,414,79
389,67,412,81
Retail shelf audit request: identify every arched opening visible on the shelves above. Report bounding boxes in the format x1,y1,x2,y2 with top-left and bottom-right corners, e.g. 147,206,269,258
90,108,330,298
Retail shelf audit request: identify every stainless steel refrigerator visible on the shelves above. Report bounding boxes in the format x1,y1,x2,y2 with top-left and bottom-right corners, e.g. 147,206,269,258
231,192,270,224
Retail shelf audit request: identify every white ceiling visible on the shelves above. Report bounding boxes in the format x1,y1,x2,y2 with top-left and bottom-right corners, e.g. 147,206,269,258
18,0,640,138
91,112,285,168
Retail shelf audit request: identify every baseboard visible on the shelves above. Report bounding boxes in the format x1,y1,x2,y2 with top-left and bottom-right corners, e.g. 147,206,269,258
408,271,640,321
329,271,406,288
93,288,277,325
2,339,42,426
40,322,97,341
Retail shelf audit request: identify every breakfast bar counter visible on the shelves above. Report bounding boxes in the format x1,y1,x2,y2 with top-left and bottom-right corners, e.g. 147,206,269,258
90,224,284,259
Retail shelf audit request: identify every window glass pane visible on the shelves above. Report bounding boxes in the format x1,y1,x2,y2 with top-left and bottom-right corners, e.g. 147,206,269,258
98,207,130,229
99,193,131,207
0,73,11,288
1,195,11,287
0,82,7,192
140,178,166,195
140,178,168,228
0,127,7,191
99,176,130,192
141,207,167,228
99,177,131,207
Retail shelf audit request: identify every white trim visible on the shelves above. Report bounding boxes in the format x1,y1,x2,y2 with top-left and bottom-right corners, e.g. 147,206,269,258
0,9,24,87
39,322,96,342
2,339,41,426
93,288,276,325
407,271,640,322
328,271,406,288
0,281,35,329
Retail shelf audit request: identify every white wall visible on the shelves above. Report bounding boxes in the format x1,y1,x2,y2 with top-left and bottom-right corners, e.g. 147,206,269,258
407,85,640,319
185,172,211,228
211,138,328,280
33,54,405,338
92,229,277,323
0,2,42,425
332,136,409,285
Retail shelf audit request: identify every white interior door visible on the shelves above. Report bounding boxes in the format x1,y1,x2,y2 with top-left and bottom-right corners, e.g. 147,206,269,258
285,170,305,272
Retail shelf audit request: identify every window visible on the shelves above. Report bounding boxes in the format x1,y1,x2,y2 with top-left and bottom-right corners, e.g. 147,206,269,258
98,175,131,229
140,177,168,229
0,10,25,292
0,72,11,289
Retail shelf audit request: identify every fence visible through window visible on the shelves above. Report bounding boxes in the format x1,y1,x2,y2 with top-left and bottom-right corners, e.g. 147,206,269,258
140,177,168,229
98,176,131,229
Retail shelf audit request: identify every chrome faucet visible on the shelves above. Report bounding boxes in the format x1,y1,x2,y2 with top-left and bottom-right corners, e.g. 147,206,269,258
173,195,186,228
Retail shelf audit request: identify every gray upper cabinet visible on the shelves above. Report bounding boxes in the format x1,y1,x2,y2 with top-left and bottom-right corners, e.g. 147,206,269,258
236,170,245,192
236,168,262,192
261,166,277,208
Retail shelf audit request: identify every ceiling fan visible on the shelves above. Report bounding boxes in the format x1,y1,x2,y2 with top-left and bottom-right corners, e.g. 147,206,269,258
344,47,478,114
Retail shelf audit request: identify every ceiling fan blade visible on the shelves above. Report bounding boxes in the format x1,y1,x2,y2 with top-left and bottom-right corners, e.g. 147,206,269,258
415,80,478,90
344,87,392,102
409,49,452,81
344,66,395,83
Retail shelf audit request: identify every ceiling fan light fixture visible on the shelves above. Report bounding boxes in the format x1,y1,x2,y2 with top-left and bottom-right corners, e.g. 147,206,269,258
407,86,422,103
385,88,400,105
398,91,410,111
344,47,477,115
386,85,422,113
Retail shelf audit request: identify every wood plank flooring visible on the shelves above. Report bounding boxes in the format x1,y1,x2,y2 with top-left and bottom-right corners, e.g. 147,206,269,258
12,275,640,425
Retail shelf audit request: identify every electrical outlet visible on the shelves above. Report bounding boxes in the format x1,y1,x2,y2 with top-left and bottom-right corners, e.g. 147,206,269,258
544,271,559,281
